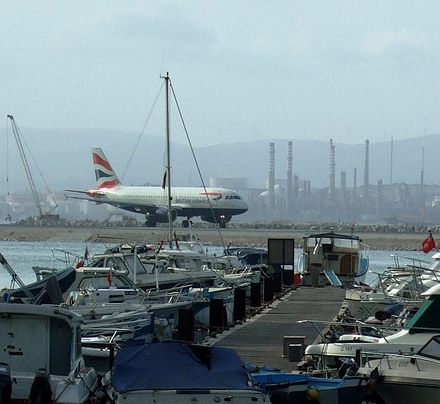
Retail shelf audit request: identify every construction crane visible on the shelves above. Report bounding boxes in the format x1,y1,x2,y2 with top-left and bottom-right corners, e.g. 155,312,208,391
6,115,59,223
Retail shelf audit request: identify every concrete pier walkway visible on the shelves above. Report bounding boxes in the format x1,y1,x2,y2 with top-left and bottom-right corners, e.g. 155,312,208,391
213,286,346,372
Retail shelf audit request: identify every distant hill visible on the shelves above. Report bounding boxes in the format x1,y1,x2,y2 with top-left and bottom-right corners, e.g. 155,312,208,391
1,126,438,192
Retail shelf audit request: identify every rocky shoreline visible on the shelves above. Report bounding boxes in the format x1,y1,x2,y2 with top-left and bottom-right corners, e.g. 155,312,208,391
0,224,430,251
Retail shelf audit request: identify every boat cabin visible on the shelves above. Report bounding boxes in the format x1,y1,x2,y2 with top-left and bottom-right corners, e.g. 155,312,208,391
299,231,369,287
0,304,97,402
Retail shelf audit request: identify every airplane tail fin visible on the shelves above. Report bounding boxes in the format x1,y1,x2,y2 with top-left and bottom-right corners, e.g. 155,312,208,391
92,147,120,189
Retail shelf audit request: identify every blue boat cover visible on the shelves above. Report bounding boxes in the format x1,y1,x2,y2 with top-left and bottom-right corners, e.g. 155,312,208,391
111,341,253,392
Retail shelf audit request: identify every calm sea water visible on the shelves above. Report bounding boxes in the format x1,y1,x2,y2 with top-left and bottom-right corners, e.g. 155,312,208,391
0,240,432,290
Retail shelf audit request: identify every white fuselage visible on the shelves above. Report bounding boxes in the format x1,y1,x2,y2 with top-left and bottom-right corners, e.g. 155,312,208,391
93,185,248,217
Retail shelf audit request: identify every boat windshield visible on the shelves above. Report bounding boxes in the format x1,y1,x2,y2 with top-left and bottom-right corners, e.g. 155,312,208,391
92,255,148,274
428,259,440,271
333,238,360,249
418,335,440,360
306,237,359,249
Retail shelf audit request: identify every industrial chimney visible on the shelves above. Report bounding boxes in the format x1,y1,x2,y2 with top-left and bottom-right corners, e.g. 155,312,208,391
268,142,275,210
353,167,357,200
286,141,293,213
340,171,346,205
363,139,370,201
329,139,336,200
420,147,425,208
294,175,299,199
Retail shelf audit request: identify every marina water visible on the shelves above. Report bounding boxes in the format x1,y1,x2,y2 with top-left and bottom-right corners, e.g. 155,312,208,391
0,240,431,290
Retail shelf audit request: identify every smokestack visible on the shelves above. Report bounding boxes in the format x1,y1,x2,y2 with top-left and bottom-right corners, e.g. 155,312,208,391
420,146,425,207
286,141,293,212
294,175,299,199
340,171,346,204
377,179,383,213
353,167,357,200
329,139,336,200
268,142,275,210
363,139,370,200
305,180,311,197
390,136,393,184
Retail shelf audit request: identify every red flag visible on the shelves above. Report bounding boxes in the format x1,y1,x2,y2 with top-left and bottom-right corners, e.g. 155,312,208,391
107,268,113,287
161,172,167,189
422,232,436,253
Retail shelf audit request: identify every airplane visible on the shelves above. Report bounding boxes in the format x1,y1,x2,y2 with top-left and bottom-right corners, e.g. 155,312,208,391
65,147,248,228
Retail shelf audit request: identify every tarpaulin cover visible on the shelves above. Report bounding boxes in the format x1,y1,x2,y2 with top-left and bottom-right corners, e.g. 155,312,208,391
111,341,253,392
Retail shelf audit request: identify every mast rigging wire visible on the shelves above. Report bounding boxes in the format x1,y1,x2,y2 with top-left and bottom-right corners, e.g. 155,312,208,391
169,78,228,253
121,81,165,181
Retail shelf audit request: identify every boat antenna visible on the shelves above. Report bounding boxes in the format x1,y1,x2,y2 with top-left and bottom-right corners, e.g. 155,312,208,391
169,79,229,254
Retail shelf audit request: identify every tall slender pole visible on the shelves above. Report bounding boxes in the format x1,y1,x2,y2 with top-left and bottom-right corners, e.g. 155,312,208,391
164,73,173,246
390,136,393,184
133,245,137,286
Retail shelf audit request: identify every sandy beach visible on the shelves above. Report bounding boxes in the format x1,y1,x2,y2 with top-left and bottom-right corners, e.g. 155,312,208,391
0,224,429,251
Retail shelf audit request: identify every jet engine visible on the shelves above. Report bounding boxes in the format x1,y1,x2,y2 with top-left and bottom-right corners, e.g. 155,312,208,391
145,209,177,227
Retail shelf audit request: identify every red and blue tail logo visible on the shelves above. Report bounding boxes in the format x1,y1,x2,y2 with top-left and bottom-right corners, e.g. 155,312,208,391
92,147,120,189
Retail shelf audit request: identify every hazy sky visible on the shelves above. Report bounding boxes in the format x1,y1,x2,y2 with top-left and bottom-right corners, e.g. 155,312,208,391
2,1,440,147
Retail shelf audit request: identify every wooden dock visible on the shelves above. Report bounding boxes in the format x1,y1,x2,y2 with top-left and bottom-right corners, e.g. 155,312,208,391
212,286,346,372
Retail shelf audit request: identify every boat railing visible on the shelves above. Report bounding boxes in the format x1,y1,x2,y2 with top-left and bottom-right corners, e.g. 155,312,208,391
390,254,431,271
361,350,440,371
51,248,85,267
297,319,401,342
373,265,440,298
142,283,194,304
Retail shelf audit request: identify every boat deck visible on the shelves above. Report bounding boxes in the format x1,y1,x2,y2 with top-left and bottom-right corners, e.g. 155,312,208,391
212,286,345,372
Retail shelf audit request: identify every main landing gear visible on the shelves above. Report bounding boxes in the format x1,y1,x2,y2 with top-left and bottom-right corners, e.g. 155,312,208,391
182,219,193,228
145,214,157,227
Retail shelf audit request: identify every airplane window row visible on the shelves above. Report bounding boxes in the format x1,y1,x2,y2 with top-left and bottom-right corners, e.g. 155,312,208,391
124,194,233,202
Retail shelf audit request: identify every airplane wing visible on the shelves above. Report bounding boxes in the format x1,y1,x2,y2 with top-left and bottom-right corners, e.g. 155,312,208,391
65,189,185,214
63,194,104,204
64,189,89,194
170,204,185,210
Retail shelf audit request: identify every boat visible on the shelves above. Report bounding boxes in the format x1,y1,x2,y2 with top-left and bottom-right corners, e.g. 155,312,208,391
0,304,98,403
344,252,440,319
103,340,269,403
188,285,236,328
247,365,368,404
11,245,218,302
298,231,369,287
357,334,440,404
69,285,193,340
303,283,440,374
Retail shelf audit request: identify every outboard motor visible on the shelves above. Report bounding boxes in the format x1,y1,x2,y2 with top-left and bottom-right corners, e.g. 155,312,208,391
0,362,12,404
28,369,52,404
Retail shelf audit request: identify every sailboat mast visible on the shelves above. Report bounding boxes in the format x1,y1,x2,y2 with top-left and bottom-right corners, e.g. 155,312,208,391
164,73,173,244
